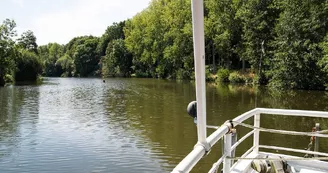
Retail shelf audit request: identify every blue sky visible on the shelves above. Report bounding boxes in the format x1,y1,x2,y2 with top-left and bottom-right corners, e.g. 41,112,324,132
0,0,151,45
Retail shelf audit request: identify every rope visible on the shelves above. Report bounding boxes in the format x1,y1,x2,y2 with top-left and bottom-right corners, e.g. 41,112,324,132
232,121,328,138
226,156,328,161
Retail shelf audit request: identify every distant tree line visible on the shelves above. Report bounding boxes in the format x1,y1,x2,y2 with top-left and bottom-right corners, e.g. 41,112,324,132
1,0,328,90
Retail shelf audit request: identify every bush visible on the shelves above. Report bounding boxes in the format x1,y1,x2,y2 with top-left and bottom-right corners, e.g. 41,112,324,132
228,71,246,83
135,70,149,78
216,68,230,82
15,50,42,82
4,74,14,83
205,65,215,81
176,68,191,80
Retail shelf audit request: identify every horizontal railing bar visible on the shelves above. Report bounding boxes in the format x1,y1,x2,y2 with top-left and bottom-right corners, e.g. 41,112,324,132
237,122,328,138
231,130,256,151
259,145,328,157
171,145,205,173
232,109,257,126
241,145,257,158
206,124,230,148
208,154,226,173
256,108,328,118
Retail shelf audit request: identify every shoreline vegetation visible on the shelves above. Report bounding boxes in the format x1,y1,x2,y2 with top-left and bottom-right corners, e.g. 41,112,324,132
1,0,328,90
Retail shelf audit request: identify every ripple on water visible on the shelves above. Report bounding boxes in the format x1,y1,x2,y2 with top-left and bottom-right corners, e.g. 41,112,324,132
0,78,171,173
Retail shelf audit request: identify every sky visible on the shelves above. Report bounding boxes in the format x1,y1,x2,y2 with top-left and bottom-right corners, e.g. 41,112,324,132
0,0,151,45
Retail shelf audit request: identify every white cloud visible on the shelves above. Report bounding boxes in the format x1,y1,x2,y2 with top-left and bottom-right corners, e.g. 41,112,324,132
32,0,150,45
10,0,24,8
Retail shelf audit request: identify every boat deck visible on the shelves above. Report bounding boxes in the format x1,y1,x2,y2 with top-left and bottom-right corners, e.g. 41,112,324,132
231,151,328,173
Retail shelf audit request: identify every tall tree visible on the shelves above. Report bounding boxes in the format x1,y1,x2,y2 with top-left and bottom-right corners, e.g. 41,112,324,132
73,37,99,77
205,0,241,69
103,39,132,77
17,30,38,54
97,21,125,56
125,0,194,79
39,43,64,77
270,0,328,89
0,19,16,86
236,0,278,81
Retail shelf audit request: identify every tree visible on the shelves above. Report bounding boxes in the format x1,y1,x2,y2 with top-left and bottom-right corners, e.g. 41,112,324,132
125,0,194,79
97,21,125,56
103,39,132,77
39,43,64,77
17,30,38,54
270,0,328,89
56,54,74,77
205,0,241,70
73,37,99,77
15,49,42,82
0,19,16,86
236,0,278,82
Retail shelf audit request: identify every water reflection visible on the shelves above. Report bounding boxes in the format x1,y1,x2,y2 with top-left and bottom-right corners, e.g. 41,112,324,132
0,78,328,173
0,85,40,169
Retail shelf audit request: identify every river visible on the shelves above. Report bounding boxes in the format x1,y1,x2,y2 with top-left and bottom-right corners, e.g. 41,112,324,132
0,77,327,173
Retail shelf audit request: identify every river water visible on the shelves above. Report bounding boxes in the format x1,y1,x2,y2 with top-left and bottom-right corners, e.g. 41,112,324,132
0,78,327,173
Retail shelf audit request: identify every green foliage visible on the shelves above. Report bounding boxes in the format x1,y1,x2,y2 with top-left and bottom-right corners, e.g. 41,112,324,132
236,0,278,74
73,37,99,77
2,1,328,90
39,43,64,77
15,49,42,82
4,74,14,83
176,68,191,80
17,30,38,54
228,71,246,83
0,19,16,86
216,68,230,82
205,65,215,81
269,0,328,90
97,21,125,56
56,54,73,77
205,0,240,68
103,39,132,77
125,0,193,79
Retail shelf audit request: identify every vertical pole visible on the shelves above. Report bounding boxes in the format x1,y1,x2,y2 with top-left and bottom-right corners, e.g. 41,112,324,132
314,123,320,157
253,114,260,154
223,133,232,173
191,0,207,144
231,129,237,165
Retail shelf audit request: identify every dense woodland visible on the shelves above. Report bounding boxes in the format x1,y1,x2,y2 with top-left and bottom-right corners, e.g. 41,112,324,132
1,0,328,90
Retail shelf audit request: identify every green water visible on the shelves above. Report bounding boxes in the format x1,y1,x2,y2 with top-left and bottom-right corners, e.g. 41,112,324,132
0,78,327,173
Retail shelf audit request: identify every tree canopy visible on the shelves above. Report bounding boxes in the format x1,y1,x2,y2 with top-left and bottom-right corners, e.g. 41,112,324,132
2,0,328,90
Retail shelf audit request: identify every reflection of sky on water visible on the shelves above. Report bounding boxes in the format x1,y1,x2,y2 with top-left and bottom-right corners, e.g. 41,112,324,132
0,78,166,173
1,78,328,173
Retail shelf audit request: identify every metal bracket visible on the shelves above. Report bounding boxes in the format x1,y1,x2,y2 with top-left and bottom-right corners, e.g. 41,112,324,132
194,141,211,157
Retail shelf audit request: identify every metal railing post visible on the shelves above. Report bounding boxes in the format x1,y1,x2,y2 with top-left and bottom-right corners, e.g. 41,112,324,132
223,133,232,173
231,129,237,165
253,114,260,154
314,123,320,157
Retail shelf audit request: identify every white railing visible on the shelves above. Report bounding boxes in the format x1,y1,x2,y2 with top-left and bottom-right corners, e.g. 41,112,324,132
171,108,328,173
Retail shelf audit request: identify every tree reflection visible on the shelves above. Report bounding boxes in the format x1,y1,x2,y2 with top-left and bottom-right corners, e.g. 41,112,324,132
0,86,40,162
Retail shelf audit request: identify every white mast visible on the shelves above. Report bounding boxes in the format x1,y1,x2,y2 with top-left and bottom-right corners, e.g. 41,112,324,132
191,0,207,146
